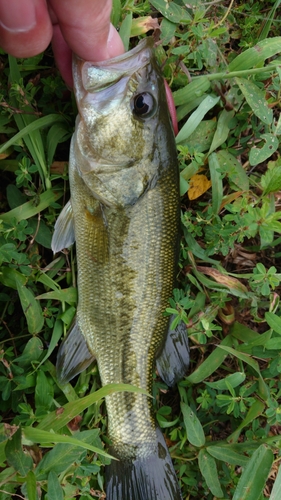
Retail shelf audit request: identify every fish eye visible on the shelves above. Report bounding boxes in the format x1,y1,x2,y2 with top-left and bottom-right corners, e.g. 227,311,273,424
132,92,156,118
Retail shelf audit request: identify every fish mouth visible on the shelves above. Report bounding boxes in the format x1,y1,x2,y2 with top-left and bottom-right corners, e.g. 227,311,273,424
85,37,154,68
75,37,154,93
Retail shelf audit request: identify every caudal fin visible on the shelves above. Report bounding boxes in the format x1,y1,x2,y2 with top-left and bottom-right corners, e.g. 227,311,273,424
106,428,182,500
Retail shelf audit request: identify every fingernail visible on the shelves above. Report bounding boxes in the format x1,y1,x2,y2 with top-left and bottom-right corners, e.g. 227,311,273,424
0,0,36,32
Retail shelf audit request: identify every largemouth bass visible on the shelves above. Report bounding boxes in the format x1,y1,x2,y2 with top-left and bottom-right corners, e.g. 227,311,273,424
52,37,189,500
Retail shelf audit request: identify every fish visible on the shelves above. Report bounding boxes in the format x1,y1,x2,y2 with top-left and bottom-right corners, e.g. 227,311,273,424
52,37,190,500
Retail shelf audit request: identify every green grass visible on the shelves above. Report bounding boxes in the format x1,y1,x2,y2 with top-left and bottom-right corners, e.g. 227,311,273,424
1,1,281,498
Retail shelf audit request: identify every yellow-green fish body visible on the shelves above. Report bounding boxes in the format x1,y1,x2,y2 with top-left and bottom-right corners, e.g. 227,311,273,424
52,38,189,500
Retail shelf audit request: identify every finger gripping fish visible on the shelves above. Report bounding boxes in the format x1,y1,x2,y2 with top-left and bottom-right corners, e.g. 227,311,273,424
52,37,189,500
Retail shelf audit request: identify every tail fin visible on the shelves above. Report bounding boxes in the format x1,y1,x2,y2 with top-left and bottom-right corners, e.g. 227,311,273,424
106,428,182,500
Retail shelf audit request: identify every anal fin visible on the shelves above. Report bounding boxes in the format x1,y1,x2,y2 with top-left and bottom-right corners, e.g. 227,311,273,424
56,319,95,384
156,317,190,387
52,199,75,253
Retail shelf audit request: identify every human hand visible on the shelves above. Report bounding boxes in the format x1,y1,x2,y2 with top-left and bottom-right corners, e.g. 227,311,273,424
0,0,124,87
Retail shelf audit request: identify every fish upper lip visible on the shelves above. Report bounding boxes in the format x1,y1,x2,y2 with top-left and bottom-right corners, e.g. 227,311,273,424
79,37,154,68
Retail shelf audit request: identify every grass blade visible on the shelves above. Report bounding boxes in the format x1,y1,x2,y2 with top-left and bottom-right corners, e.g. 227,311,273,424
0,114,67,155
38,383,149,432
269,461,281,499
208,152,223,215
23,426,113,460
8,56,50,188
173,77,211,107
228,37,281,72
184,334,233,384
228,400,265,443
217,345,269,399
232,445,273,500
176,95,220,144
34,430,104,480
208,109,235,155
205,372,246,391
258,0,281,41
0,188,63,223
36,287,77,305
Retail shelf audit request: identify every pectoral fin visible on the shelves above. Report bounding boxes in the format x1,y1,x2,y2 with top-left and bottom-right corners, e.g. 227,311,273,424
156,317,190,387
51,200,75,253
56,319,95,384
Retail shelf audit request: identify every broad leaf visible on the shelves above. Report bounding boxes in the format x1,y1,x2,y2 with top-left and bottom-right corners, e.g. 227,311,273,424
16,278,44,334
198,449,223,498
181,402,205,447
236,78,272,125
46,471,64,500
5,427,33,476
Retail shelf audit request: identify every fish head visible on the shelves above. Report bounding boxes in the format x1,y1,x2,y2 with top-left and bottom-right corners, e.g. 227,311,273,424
71,38,175,207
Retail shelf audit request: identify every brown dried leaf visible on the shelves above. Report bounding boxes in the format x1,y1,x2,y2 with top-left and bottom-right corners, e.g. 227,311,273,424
188,174,212,200
67,415,82,432
50,161,68,174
